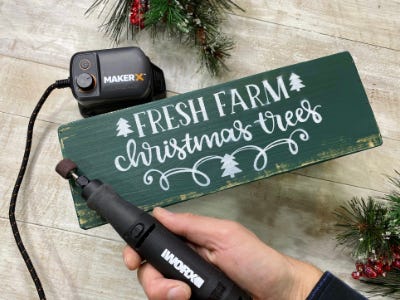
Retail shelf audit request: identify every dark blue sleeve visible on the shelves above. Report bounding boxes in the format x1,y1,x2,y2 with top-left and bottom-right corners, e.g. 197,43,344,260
306,272,367,300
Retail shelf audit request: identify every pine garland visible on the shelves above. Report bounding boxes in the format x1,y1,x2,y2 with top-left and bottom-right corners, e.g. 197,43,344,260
335,197,398,260
387,171,400,233
362,267,400,298
86,0,242,76
334,172,400,298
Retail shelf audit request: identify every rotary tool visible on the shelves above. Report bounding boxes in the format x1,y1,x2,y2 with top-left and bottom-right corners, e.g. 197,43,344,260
55,158,251,300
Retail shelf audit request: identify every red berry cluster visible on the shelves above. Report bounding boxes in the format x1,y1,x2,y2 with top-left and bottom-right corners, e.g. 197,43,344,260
130,0,148,29
352,249,400,279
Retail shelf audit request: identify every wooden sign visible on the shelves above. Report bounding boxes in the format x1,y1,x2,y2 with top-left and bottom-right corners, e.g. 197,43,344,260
58,52,382,229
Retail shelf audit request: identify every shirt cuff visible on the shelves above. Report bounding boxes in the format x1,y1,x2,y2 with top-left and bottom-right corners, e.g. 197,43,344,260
306,271,367,300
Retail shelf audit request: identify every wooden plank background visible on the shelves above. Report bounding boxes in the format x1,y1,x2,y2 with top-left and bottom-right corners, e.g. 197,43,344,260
0,0,399,299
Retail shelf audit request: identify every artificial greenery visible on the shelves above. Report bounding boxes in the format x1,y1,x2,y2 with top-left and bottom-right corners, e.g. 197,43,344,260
335,197,398,260
361,267,400,298
387,171,400,233
86,0,242,76
335,172,400,297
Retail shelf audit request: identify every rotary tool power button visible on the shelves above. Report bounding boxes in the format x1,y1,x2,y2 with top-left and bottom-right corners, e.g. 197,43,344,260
77,73,95,91
131,223,144,238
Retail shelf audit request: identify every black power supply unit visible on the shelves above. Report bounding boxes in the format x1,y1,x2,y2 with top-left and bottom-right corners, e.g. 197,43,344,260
70,47,166,117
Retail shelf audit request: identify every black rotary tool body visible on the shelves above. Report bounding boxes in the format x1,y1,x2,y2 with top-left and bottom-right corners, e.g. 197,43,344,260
56,159,251,300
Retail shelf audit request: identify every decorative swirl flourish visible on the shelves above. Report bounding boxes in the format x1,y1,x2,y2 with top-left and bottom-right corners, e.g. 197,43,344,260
144,168,210,191
232,128,309,171
144,156,222,191
143,128,310,190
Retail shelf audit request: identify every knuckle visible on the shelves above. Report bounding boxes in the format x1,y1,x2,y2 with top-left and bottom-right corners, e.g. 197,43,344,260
181,212,196,218
217,220,243,236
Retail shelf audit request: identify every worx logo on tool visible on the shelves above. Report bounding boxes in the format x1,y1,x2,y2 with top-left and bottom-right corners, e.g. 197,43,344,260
103,73,146,84
161,248,205,288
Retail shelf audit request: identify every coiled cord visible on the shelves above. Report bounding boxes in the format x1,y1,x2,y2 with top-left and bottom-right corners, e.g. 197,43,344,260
9,78,71,300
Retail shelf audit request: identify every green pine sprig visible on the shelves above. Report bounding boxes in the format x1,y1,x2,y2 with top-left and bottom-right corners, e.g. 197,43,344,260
386,171,400,234
361,267,400,298
86,0,133,42
144,0,189,34
198,32,234,76
86,0,242,76
334,172,400,298
334,197,397,260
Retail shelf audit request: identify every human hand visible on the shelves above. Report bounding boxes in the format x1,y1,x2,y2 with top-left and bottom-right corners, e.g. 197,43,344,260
123,207,322,300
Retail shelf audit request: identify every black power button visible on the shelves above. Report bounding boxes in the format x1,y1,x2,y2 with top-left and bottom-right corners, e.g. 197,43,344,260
131,223,144,238
79,59,91,70
77,73,95,91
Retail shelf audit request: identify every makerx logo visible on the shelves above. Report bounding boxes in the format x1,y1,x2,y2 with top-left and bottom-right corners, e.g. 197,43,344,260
103,73,146,84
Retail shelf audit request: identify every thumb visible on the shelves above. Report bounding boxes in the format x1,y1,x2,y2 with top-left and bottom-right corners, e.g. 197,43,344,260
138,262,191,300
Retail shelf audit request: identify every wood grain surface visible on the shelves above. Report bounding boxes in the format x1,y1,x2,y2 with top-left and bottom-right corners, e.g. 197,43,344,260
1,1,399,299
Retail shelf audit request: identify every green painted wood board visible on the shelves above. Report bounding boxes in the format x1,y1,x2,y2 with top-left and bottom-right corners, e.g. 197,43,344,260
58,52,382,229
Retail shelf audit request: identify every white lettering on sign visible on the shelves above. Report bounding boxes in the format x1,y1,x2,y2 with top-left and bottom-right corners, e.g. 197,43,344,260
254,99,322,134
114,120,253,171
213,75,290,117
113,72,319,190
144,127,311,191
130,97,209,138
114,74,300,138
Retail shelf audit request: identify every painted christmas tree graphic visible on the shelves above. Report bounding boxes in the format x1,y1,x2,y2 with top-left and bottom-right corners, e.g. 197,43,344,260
221,154,242,178
289,73,305,92
116,118,133,137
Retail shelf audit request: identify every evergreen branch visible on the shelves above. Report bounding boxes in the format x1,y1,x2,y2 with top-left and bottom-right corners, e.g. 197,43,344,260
361,267,400,298
199,32,234,76
86,0,241,75
386,171,400,238
334,197,395,259
144,0,189,33
386,171,400,205
334,172,400,298
200,0,244,12
86,0,134,42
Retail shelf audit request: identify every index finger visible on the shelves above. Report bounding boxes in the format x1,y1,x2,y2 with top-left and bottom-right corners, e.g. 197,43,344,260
152,207,248,250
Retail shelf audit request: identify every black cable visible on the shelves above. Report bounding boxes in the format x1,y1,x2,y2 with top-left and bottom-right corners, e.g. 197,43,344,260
9,78,71,300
